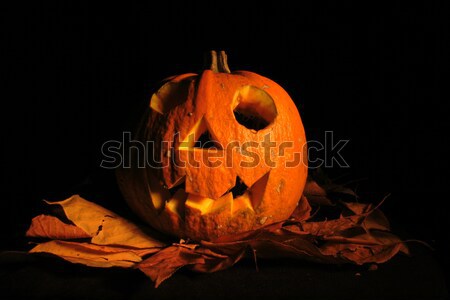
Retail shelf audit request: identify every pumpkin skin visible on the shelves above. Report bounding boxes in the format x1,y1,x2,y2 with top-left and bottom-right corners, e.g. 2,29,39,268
117,51,307,241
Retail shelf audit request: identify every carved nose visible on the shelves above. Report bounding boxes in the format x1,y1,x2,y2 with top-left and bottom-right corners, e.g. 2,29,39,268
176,116,235,199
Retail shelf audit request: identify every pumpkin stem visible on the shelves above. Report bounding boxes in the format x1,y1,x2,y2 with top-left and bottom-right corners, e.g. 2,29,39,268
207,50,231,73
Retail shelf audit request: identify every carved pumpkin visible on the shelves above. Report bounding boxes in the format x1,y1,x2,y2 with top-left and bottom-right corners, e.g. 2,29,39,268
117,51,307,241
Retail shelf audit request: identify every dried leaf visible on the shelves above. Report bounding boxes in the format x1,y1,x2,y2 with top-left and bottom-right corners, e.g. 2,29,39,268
138,243,246,287
307,169,358,200
189,247,245,273
300,216,362,237
319,230,409,263
304,180,327,197
30,240,144,268
369,230,410,255
45,195,165,249
363,209,391,231
249,238,330,262
324,183,358,198
290,196,312,221
303,180,333,206
341,201,372,215
26,215,90,239
138,245,206,287
341,200,391,231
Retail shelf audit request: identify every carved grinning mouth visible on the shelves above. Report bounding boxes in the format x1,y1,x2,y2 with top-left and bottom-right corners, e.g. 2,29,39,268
168,176,249,199
158,171,269,219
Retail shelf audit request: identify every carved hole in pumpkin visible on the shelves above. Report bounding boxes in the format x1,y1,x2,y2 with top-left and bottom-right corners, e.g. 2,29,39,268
194,130,222,149
168,180,186,197
150,80,192,114
229,177,248,199
179,117,223,150
233,85,277,131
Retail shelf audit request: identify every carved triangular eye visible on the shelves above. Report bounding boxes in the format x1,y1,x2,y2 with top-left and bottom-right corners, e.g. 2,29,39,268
233,85,278,131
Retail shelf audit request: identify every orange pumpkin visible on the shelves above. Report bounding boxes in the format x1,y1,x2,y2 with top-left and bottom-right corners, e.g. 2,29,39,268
117,51,308,241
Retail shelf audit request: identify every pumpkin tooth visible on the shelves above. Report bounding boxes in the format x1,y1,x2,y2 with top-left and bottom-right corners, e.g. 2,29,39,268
146,172,170,213
232,192,254,213
185,194,215,215
185,193,233,215
165,189,187,219
209,193,233,214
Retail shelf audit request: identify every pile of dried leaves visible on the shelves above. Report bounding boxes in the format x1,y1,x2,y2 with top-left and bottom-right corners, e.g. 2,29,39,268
26,175,409,287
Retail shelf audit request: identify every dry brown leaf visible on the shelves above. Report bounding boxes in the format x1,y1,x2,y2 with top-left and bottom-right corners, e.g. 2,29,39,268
30,240,144,268
45,195,165,249
300,216,362,237
138,243,246,287
304,180,327,197
341,200,391,231
341,201,372,215
363,209,391,231
189,247,246,273
138,245,206,287
303,180,333,206
324,183,358,198
318,229,409,264
26,215,91,239
290,196,312,221
249,238,328,261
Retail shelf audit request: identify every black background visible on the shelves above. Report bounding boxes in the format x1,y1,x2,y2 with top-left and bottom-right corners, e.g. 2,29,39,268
2,1,449,297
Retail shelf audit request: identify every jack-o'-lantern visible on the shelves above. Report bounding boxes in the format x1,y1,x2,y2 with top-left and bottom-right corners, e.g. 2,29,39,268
117,51,307,241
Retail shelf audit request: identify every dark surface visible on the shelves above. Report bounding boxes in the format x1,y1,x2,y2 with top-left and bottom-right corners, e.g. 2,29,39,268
2,2,449,299
0,244,447,300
